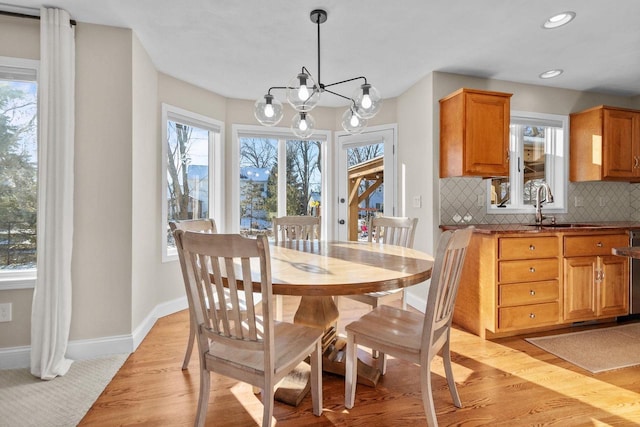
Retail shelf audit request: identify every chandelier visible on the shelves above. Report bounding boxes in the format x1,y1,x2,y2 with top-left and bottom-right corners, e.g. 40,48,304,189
253,9,382,138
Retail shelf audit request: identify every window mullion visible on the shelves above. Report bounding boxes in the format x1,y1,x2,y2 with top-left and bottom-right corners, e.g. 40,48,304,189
277,138,287,216
512,124,525,208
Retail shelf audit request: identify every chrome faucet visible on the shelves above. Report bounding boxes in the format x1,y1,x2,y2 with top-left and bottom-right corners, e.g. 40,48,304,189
535,182,554,225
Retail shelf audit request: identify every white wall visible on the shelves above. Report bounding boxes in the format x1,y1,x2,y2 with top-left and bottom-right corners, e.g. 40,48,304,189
131,32,160,332
73,23,133,340
395,73,436,311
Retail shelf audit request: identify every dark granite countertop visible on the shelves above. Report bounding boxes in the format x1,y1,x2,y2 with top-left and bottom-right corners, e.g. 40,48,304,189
440,222,640,235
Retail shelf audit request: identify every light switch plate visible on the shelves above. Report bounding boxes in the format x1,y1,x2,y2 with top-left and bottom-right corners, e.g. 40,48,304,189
412,196,421,208
574,196,584,207
0,303,12,322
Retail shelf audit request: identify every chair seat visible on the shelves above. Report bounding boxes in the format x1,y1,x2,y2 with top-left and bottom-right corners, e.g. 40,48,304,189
207,321,323,375
345,305,423,355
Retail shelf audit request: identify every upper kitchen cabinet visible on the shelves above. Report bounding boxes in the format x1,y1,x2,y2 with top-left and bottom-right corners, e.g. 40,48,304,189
570,105,640,182
439,88,512,178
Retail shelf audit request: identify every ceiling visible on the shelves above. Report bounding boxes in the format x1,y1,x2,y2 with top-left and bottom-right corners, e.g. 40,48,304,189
4,0,640,107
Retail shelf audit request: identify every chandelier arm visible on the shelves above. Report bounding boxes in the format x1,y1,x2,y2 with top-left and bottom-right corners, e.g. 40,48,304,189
266,86,288,95
323,88,356,104
323,76,368,88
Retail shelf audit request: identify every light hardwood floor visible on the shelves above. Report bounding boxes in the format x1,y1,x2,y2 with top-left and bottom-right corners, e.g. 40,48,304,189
80,297,640,426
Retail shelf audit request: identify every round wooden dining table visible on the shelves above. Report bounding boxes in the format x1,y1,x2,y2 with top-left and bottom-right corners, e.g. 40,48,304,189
262,240,434,405
267,240,434,332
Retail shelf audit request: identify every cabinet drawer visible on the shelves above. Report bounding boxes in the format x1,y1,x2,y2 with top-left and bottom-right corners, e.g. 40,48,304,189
499,236,558,260
499,280,559,306
499,302,559,330
499,258,558,283
564,234,629,257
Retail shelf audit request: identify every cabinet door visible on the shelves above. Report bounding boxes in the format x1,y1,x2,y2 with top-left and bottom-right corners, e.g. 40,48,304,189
598,255,629,317
564,257,597,321
464,92,510,176
603,109,639,179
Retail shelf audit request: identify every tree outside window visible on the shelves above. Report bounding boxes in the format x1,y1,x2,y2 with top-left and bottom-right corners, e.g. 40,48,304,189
161,104,222,261
0,78,38,271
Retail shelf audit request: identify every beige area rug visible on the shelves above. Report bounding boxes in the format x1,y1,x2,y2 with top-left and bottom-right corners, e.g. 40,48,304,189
0,353,128,427
526,323,640,374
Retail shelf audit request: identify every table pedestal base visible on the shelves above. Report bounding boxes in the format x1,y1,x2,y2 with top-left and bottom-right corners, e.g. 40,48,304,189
274,296,381,406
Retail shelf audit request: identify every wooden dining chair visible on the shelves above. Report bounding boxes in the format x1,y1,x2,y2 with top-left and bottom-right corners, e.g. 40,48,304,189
170,219,263,370
344,216,418,310
271,215,321,319
272,215,321,244
344,227,474,427
174,231,323,427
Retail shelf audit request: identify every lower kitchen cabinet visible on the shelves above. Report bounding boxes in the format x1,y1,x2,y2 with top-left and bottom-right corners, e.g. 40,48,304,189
453,230,630,338
564,234,629,321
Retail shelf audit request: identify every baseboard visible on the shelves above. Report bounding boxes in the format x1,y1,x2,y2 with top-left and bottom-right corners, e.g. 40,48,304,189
405,290,426,313
0,296,188,370
0,346,30,370
131,296,188,351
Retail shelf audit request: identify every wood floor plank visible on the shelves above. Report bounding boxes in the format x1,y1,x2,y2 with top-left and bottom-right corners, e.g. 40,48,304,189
80,297,640,426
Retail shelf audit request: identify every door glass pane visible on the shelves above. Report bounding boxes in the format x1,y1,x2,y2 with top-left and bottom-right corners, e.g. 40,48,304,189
166,121,209,248
0,79,38,271
239,137,278,237
347,143,384,241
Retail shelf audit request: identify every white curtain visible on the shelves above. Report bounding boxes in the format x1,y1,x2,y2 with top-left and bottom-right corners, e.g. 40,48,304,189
30,7,76,380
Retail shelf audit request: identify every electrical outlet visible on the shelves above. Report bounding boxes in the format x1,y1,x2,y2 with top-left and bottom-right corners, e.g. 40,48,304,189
0,303,12,322
599,197,607,207
477,194,485,207
412,195,422,208
574,196,584,207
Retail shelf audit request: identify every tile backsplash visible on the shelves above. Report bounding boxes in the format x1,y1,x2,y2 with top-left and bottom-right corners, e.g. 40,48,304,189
440,178,640,225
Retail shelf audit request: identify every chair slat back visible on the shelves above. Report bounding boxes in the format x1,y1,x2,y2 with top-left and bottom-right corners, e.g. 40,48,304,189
272,216,321,243
422,227,473,353
368,216,418,248
170,219,218,321
175,232,274,357
169,218,217,234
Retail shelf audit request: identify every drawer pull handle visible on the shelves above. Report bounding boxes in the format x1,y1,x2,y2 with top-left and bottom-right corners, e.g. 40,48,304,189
530,290,536,296
596,242,603,247
529,267,536,273
529,313,536,319
529,245,535,251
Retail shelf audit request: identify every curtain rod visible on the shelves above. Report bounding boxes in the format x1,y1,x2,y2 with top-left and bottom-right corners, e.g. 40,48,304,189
0,9,77,26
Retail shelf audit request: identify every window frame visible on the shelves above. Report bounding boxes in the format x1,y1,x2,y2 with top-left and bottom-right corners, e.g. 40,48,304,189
486,111,568,214
161,103,224,262
0,56,39,291
231,124,331,237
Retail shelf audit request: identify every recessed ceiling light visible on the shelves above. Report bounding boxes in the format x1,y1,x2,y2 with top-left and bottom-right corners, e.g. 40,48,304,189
543,11,576,29
539,69,563,79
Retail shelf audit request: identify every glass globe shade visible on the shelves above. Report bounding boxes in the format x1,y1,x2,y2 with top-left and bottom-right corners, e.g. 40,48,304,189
341,108,367,134
291,112,315,139
254,94,283,126
286,72,320,112
352,83,382,119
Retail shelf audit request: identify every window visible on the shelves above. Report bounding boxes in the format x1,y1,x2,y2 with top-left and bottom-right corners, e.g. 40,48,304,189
488,111,568,214
0,57,39,289
233,126,329,239
162,104,223,261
